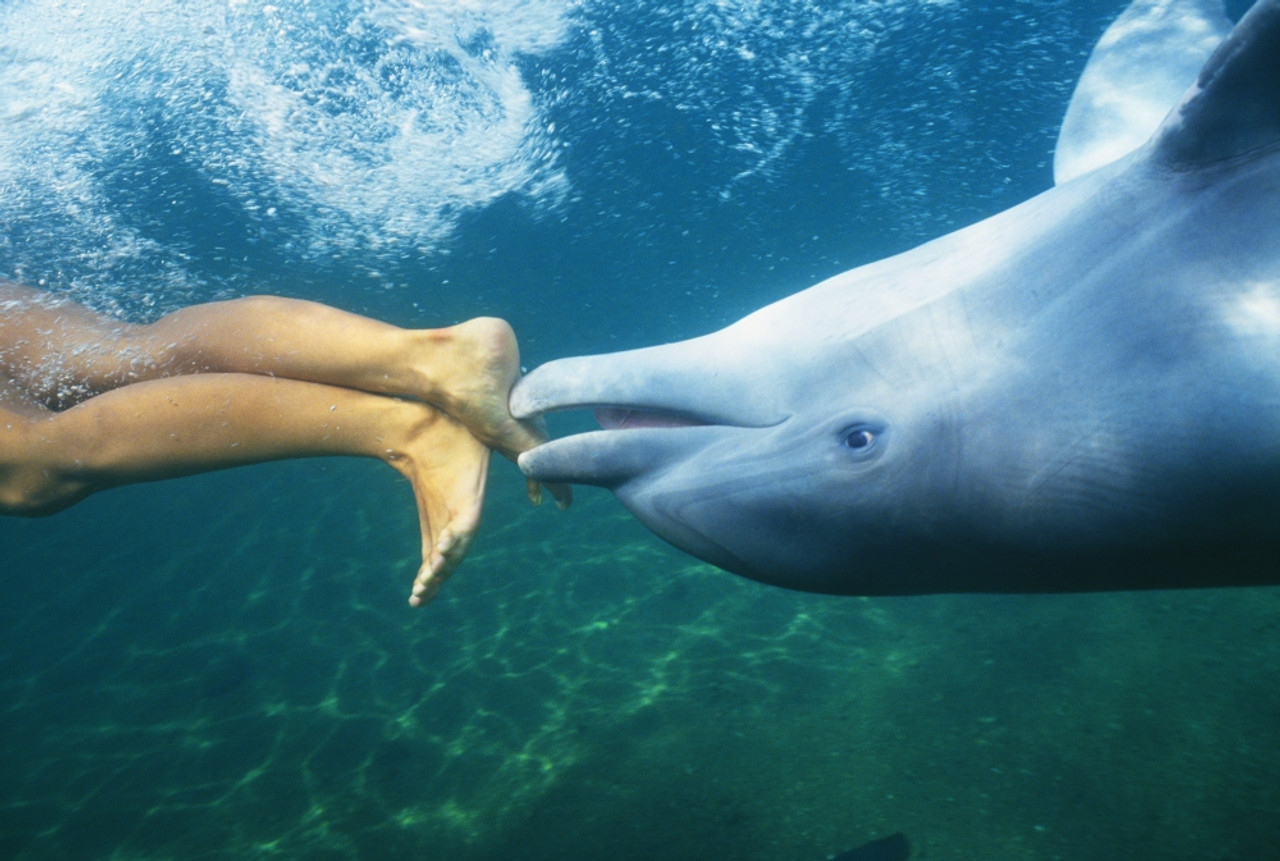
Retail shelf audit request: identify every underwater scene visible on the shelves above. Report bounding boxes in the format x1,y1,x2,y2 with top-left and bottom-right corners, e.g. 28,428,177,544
2,0,1278,858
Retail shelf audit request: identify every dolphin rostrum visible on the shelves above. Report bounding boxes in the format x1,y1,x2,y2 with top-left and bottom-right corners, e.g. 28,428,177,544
512,0,1280,595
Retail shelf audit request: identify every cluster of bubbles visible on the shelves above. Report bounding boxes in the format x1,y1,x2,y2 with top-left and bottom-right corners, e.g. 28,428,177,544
0,0,574,312
0,0,1104,315
555,0,1097,226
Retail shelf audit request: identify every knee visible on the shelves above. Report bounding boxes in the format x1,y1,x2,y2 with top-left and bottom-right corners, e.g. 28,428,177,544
0,427,86,517
0,469,83,516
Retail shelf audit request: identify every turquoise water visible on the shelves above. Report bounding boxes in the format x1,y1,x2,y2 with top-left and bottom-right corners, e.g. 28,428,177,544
3,1,1280,858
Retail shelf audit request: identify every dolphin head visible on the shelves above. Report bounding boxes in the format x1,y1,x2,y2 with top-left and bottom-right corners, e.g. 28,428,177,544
511,260,970,595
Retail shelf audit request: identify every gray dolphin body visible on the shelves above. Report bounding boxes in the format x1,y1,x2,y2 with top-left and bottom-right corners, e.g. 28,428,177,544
513,0,1280,595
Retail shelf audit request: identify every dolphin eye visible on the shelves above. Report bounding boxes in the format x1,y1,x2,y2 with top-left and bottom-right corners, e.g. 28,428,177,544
841,427,877,451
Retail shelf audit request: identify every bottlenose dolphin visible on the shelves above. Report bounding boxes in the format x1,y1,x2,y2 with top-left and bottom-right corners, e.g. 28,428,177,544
512,0,1280,595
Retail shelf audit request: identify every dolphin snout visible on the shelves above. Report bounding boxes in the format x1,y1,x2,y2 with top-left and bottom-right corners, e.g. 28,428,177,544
512,336,791,490
510,356,602,419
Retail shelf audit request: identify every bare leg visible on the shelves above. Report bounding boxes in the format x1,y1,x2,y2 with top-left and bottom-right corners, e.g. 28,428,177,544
0,374,488,606
0,284,568,507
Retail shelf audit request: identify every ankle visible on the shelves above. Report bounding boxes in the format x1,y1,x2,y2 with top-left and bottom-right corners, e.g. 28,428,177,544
406,326,461,408
377,399,441,474
410,317,517,419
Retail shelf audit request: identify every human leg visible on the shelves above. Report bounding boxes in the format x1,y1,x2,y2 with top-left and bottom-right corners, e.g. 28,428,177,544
0,373,488,605
147,298,558,499
0,285,557,485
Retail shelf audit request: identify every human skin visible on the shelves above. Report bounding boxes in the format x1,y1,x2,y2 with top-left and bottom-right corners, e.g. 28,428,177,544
0,284,569,605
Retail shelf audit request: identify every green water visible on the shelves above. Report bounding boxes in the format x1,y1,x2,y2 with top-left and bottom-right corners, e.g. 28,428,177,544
3,458,1278,860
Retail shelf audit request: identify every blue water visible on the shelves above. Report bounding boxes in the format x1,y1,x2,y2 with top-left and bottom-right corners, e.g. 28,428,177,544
3,1,1280,858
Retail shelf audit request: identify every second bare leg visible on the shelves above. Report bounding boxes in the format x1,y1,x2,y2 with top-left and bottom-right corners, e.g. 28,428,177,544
0,372,489,605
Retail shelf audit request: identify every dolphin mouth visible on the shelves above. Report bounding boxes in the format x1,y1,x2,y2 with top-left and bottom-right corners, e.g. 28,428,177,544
517,402,770,487
591,406,710,431
516,395,798,585
510,345,786,486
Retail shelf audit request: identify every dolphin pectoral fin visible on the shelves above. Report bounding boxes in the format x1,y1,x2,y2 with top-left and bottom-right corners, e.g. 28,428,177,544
1054,0,1230,184
1152,0,1280,170
828,832,911,861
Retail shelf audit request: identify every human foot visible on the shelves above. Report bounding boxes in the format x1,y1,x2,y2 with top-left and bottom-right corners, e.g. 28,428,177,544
416,317,570,508
383,404,491,607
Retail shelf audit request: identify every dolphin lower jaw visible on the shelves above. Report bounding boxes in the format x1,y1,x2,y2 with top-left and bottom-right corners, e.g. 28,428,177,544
606,446,904,593
518,424,749,488
617,487,757,580
518,418,838,587
608,463,827,588
514,424,785,580
627,487,923,595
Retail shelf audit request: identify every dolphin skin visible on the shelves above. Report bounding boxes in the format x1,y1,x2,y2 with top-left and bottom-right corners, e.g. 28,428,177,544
513,0,1280,596
829,832,910,861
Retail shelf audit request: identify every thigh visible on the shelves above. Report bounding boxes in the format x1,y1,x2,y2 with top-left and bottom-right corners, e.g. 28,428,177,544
0,281,146,409
0,368,51,417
